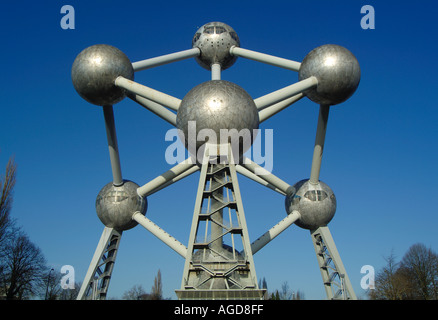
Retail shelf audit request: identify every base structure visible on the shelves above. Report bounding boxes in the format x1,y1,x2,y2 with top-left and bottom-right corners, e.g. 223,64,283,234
77,227,122,300
310,226,356,300
176,145,265,300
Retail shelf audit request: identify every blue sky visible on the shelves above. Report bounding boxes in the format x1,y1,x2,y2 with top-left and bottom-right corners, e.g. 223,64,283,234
1,0,437,300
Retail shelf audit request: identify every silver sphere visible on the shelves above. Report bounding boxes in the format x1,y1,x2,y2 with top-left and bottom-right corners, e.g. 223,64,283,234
299,44,360,105
192,22,240,70
176,80,259,161
96,180,147,231
71,44,134,106
285,179,336,230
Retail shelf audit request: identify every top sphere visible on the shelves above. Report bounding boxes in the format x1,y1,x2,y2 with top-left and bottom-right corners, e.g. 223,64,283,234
299,44,360,105
192,22,240,71
71,44,134,106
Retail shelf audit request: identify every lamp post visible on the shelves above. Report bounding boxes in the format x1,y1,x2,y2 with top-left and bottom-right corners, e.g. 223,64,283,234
45,268,54,300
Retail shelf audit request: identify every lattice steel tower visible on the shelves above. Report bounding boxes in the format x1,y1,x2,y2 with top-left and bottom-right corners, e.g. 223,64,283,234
72,22,360,300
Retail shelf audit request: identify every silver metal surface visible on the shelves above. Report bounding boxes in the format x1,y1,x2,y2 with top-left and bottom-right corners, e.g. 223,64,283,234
132,48,200,72
103,105,123,186
115,76,181,111
241,157,294,195
309,104,330,184
254,76,317,110
71,44,134,106
285,179,336,230
311,226,357,300
235,165,286,195
136,157,196,198
77,227,122,300
258,93,304,123
251,210,301,254
176,80,259,159
96,180,147,231
178,145,264,300
192,22,240,71
230,46,301,71
128,94,177,126
299,44,360,105
132,212,188,258
74,23,361,301
211,63,221,80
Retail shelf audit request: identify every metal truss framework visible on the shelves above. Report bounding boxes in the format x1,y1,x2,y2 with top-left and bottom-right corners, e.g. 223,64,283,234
77,227,122,300
311,227,356,300
176,145,265,299
75,22,358,300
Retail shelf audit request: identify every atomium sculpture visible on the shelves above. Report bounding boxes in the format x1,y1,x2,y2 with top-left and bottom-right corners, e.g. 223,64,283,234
72,22,360,300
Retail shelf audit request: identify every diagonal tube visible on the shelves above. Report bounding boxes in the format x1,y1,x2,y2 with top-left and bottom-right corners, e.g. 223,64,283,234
128,94,177,126
259,93,304,123
241,157,294,195
236,165,286,195
132,48,200,72
133,212,187,258
147,165,199,197
251,210,301,254
230,46,301,71
76,227,121,300
115,76,181,111
137,158,196,198
254,76,317,111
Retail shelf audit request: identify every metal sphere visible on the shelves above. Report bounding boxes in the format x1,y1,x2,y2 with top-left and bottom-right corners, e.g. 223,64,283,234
96,180,147,231
285,179,336,230
299,44,360,105
192,22,240,70
176,80,259,161
71,44,134,106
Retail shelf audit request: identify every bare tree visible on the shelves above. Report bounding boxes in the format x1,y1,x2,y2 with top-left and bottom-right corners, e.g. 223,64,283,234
150,269,163,300
279,281,293,300
39,269,80,300
399,243,438,300
122,284,147,300
0,156,16,248
369,250,406,300
58,280,81,300
0,156,53,300
370,245,438,300
292,290,305,300
0,231,47,299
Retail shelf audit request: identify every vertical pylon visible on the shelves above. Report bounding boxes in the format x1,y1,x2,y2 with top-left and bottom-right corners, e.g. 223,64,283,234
77,227,122,300
310,226,357,300
176,144,265,300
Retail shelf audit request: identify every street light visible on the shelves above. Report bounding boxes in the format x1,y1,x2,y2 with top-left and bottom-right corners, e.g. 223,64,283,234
45,268,54,300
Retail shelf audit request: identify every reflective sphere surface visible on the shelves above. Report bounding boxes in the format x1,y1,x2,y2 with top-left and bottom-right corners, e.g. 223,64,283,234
176,80,259,161
96,180,147,231
285,179,336,230
71,44,134,106
299,44,360,105
192,22,240,70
